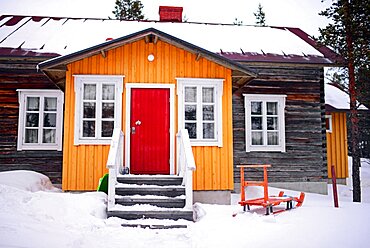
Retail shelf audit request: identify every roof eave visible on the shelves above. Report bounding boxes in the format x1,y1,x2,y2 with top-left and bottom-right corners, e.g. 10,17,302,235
39,28,257,83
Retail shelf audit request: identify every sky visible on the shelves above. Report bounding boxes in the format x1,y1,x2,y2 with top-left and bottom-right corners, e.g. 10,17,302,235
0,0,332,36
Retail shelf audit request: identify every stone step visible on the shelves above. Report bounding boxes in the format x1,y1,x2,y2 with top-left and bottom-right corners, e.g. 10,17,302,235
116,186,185,197
107,210,194,221
117,175,183,186
115,197,185,208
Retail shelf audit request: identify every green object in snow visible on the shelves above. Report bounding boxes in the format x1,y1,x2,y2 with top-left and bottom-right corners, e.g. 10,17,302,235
97,173,109,194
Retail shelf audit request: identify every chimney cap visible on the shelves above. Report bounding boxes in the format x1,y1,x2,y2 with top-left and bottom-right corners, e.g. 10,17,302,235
159,6,183,11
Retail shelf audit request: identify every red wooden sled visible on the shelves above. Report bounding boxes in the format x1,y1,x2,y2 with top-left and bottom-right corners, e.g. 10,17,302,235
236,165,305,215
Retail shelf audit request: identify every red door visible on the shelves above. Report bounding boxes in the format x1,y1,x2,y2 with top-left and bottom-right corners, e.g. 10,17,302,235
130,88,170,174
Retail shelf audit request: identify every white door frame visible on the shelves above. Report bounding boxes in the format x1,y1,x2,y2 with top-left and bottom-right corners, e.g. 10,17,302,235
125,83,175,175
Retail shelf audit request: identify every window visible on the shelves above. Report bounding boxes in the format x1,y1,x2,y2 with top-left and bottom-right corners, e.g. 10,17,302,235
244,94,286,152
17,90,64,151
74,75,123,145
177,78,223,147
325,115,332,133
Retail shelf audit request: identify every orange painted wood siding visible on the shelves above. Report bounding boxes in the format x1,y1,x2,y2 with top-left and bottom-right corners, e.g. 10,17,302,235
63,39,234,191
326,112,349,178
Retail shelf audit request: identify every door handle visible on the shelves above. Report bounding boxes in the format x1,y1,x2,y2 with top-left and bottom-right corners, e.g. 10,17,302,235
131,127,136,134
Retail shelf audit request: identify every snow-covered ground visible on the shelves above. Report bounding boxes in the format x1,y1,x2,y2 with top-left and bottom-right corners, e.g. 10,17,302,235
1,158,370,248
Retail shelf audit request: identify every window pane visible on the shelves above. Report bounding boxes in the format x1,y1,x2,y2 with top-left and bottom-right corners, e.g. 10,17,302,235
251,132,263,145
185,123,196,139
185,87,197,102
267,102,278,115
27,97,39,111
83,84,96,100
102,84,115,100
83,103,96,118
267,117,278,130
44,97,57,111
251,101,262,115
203,123,214,139
43,129,56,143
25,129,38,143
44,113,56,127
202,87,214,103
102,103,114,118
325,116,332,131
26,113,39,127
185,105,196,120
251,117,262,130
83,121,95,137
267,132,279,145
203,105,214,121
102,121,114,137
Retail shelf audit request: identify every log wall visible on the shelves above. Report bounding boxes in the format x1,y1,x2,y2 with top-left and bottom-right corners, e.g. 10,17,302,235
0,57,62,184
233,65,327,187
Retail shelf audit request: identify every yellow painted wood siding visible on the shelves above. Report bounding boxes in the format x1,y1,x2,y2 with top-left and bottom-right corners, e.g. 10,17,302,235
326,112,349,178
63,39,234,191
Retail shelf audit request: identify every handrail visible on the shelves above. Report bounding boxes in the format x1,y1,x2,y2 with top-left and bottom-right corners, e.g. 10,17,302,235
176,129,196,209
106,128,124,211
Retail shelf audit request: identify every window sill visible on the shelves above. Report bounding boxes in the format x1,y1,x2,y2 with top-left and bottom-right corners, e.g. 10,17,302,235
246,146,286,152
190,140,223,147
74,139,112,145
17,145,61,151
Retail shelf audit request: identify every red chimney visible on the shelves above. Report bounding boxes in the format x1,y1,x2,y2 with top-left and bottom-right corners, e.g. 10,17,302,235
159,6,183,22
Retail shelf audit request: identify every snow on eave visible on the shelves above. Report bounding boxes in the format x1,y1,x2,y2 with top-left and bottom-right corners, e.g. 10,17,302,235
38,27,257,78
0,15,337,61
325,83,368,111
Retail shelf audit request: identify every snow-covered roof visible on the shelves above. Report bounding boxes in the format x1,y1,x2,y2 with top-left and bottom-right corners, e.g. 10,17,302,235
325,83,368,111
0,15,339,64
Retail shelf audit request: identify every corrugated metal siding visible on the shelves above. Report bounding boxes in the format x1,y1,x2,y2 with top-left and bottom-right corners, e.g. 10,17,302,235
326,112,349,178
63,39,233,191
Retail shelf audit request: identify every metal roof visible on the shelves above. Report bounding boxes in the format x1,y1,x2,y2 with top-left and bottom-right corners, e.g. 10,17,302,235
0,15,340,65
38,27,257,78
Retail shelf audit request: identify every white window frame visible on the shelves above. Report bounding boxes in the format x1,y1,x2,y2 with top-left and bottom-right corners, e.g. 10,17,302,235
177,78,223,147
73,75,124,145
17,89,64,151
325,114,333,133
244,94,286,152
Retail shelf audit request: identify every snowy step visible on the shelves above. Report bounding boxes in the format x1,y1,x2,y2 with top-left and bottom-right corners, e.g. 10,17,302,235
107,210,194,221
110,174,193,222
115,186,185,197
119,217,191,229
121,223,188,229
117,175,183,186
115,197,185,208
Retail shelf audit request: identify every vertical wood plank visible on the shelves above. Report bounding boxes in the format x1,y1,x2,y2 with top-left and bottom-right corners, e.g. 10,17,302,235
63,39,234,190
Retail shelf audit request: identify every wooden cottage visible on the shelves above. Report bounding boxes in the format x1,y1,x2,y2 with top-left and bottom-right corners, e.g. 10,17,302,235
325,83,368,183
0,12,340,206
0,48,63,184
38,28,255,204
